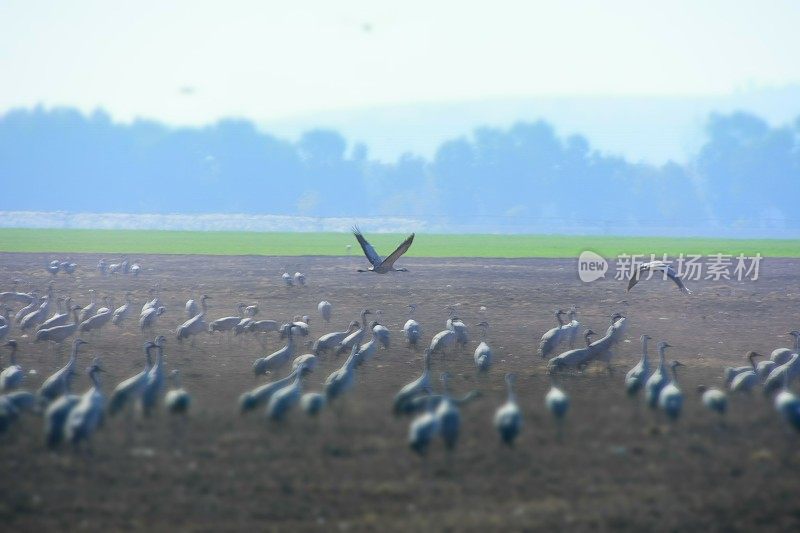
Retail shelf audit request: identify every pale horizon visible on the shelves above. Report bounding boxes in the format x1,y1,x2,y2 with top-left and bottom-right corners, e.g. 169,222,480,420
3,0,799,125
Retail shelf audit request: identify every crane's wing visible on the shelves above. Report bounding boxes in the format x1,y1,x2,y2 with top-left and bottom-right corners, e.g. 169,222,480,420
352,227,382,267
626,263,653,291
665,268,692,295
627,261,691,294
380,233,415,268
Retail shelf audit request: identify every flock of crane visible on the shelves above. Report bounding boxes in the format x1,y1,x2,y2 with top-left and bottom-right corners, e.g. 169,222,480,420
0,238,799,458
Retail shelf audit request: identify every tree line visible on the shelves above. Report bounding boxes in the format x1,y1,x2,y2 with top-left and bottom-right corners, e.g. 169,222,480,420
0,106,798,234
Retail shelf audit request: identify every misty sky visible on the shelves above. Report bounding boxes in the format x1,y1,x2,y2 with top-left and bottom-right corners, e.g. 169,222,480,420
2,0,799,126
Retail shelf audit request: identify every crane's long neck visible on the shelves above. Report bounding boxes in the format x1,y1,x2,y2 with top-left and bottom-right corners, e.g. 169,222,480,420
201,298,208,314
506,379,516,403
361,312,368,329
794,334,800,352
658,347,666,369
344,351,358,371
556,313,564,326
671,365,681,384
640,338,649,365
154,345,164,367
68,342,80,365
423,351,432,374
8,345,17,365
89,368,102,389
144,345,154,369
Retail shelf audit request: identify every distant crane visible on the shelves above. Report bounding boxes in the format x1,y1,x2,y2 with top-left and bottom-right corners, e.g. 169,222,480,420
547,330,596,372
730,352,761,393
38,338,89,403
352,227,415,273
111,293,133,327
774,372,800,432
139,305,165,333
559,306,581,349
0,308,10,342
165,370,191,415
38,297,69,330
239,365,305,414
141,336,167,416
538,310,567,358
318,301,332,323
253,324,295,375
763,353,800,396
313,321,359,356
325,343,360,403
724,351,762,386
78,290,97,323
1,340,24,391
625,334,651,397
301,392,326,416
176,295,210,342
473,321,492,373
335,309,372,355
393,349,432,415
44,372,81,449
64,359,106,451
658,361,685,421
141,285,161,316
627,261,692,294
209,304,247,335
403,304,422,349
408,395,439,456
445,307,469,348
545,375,570,439
36,303,83,347
770,331,800,365
645,341,672,409
435,372,460,451
267,364,306,421
494,373,522,446
696,385,727,418
108,341,154,416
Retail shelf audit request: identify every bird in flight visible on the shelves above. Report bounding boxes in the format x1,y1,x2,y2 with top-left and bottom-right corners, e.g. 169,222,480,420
627,261,692,294
352,227,415,273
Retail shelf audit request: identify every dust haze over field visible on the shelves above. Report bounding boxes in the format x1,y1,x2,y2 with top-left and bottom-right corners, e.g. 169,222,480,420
1,253,799,531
